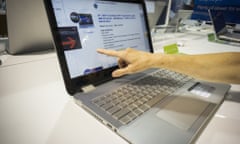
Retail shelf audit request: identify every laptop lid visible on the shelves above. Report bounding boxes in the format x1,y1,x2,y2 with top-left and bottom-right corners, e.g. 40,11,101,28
6,0,54,54
208,9,228,35
146,0,166,29
44,0,153,95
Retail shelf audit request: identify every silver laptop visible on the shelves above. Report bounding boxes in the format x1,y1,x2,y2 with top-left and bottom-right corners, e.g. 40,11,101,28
146,0,166,29
44,0,231,143
6,0,54,54
208,9,240,43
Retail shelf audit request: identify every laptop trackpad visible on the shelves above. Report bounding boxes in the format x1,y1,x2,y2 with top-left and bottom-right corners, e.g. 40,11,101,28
156,96,209,130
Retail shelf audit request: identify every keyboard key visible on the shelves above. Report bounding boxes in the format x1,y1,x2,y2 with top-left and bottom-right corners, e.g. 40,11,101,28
101,103,113,111
118,102,127,108
107,106,121,115
94,100,106,107
113,108,131,119
139,104,149,112
133,108,143,116
127,111,137,120
119,116,132,125
128,104,137,111
145,95,166,108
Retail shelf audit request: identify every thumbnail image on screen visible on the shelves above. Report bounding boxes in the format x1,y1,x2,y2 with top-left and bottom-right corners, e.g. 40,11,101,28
70,12,94,28
59,27,82,50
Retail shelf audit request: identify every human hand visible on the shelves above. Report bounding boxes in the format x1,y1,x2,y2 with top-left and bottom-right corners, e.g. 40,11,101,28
97,48,153,77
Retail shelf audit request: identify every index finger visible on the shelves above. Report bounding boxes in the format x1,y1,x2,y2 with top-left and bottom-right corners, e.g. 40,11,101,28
97,48,123,58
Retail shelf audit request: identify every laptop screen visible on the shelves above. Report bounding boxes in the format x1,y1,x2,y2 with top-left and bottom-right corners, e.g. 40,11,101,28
49,0,151,79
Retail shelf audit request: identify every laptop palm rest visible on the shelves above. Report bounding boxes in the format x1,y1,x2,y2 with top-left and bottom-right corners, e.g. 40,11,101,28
156,96,209,130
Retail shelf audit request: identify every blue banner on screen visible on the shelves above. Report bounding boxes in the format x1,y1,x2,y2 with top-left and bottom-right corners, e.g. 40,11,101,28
191,0,240,24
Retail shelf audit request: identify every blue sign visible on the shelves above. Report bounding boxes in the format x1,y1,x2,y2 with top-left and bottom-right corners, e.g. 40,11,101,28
194,0,240,5
192,0,240,24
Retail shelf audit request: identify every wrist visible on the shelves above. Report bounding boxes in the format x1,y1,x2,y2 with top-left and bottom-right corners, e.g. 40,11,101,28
151,53,171,69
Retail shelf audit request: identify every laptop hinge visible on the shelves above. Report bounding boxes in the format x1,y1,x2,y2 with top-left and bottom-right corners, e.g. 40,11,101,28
81,84,96,93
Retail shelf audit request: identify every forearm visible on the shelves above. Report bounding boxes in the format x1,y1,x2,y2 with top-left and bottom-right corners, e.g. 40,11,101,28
97,48,240,83
151,52,240,84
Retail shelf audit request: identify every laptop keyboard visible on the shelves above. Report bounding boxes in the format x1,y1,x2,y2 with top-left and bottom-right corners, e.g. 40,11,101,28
92,69,193,125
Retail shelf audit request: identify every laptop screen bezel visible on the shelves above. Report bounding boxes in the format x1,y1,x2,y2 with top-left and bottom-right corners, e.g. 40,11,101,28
44,0,153,95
